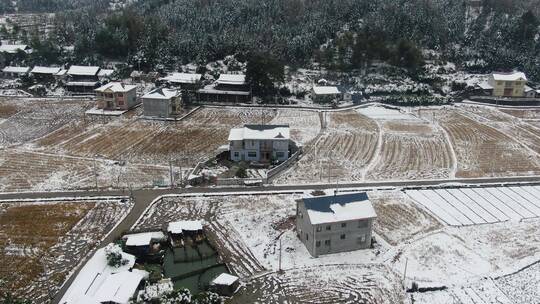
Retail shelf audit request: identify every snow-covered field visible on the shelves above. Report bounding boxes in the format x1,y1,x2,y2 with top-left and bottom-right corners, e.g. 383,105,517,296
0,197,133,302
406,186,540,226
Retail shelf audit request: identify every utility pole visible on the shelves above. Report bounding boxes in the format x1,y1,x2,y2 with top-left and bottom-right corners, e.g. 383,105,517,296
402,257,408,289
93,156,98,191
278,237,282,273
169,159,174,189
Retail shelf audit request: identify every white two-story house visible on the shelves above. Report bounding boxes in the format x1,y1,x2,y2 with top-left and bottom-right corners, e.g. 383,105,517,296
228,124,290,163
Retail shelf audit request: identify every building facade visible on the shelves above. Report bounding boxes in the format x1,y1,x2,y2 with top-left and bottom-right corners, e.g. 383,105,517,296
228,124,290,163
311,86,342,103
66,65,101,93
95,82,138,110
198,74,251,103
487,72,528,97
296,192,377,257
142,88,182,118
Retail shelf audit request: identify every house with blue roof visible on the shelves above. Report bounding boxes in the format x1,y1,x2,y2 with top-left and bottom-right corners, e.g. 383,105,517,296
296,192,377,257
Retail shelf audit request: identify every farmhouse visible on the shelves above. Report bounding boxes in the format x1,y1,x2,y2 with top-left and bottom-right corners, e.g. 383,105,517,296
30,66,62,82
198,73,251,103
60,244,148,304
487,72,528,97
296,192,377,257
228,124,290,163
0,44,32,54
95,82,139,111
1,66,30,78
159,72,202,90
66,65,101,93
311,86,342,103
142,88,182,118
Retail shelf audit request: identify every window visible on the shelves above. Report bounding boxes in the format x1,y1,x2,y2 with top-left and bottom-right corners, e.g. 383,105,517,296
316,241,321,247
117,93,123,97
324,239,331,246
326,225,331,231
358,220,368,228
247,151,257,158
341,222,347,228
305,233,309,241
340,234,346,240
117,99,124,106
358,234,366,244
316,226,322,232
276,152,285,158
234,152,240,158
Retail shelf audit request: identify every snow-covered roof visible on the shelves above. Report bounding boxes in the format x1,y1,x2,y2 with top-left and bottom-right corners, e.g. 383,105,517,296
142,88,181,100
477,82,493,90
302,193,377,225
217,74,246,85
95,82,137,93
137,279,173,301
312,86,341,95
66,81,99,87
123,231,166,247
67,65,100,76
96,270,147,304
0,44,31,54
524,85,534,93
492,72,527,82
60,244,137,304
98,69,115,77
228,124,290,141
56,69,68,76
161,72,202,84
167,220,203,234
31,66,62,75
2,66,30,74
211,273,239,286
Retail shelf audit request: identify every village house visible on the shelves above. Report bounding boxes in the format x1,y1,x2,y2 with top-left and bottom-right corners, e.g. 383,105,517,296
198,73,251,103
158,72,202,91
66,65,101,93
487,72,528,97
142,88,182,119
30,66,62,82
311,85,342,103
296,192,377,257
0,44,32,54
98,69,115,81
95,82,139,111
1,66,30,78
60,244,148,304
228,124,290,163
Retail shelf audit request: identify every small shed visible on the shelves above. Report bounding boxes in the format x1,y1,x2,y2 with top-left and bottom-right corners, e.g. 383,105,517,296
311,86,342,103
209,273,240,296
122,231,166,256
167,220,204,246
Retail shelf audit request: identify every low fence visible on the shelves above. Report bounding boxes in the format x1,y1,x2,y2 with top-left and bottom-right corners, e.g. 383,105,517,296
267,147,303,181
468,95,540,106
214,177,267,186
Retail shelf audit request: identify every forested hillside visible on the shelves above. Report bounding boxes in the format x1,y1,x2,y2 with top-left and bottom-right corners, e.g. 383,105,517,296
3,0,540,80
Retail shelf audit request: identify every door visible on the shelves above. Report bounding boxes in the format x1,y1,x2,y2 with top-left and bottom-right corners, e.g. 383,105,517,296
503,88,513,97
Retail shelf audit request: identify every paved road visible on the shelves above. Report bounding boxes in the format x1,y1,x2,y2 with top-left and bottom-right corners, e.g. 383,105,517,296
2,175,538,303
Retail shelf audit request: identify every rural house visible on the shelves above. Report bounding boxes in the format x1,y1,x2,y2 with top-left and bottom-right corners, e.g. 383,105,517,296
228,124,290,163
66,65,101,93
296,192,377,257
95,82,138,111
487,72,528,97
311,86,342,103
30,66,62,82
0,44,32,54
142,88,182,119
198,73,251,103
158,72,202,91
1,66,30,78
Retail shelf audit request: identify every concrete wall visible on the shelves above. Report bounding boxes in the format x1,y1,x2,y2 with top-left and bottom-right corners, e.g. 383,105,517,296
296,200,374,257
143,97,172,118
